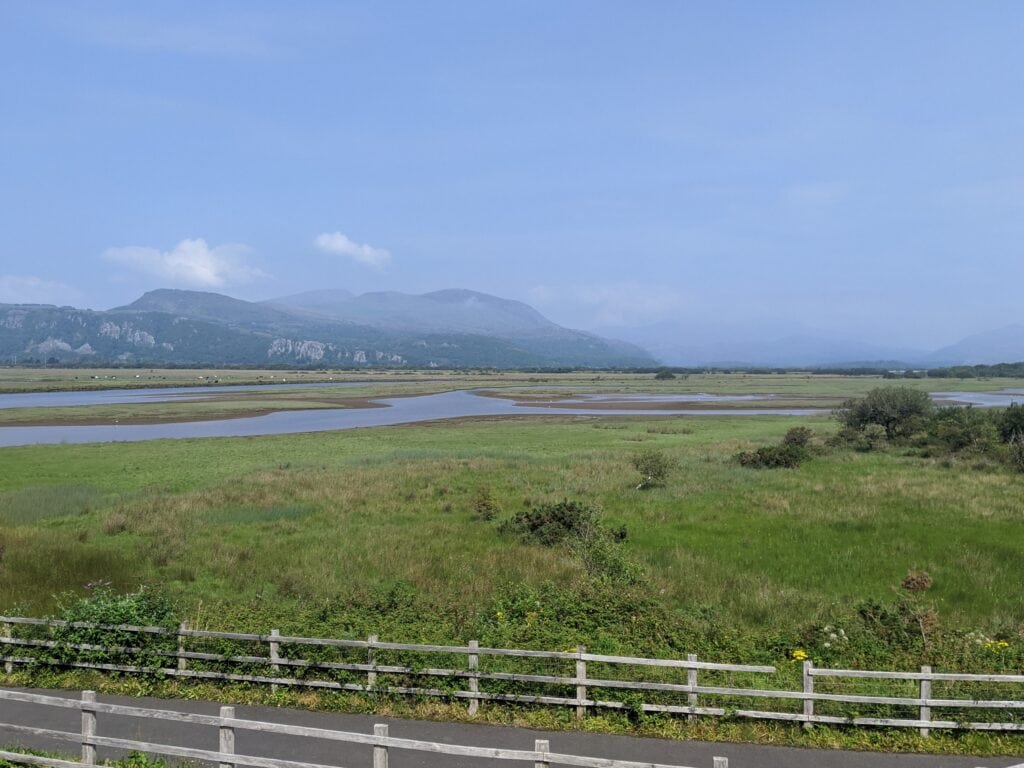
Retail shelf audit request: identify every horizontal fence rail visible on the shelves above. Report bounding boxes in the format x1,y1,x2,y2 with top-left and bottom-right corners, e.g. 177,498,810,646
0,688,728,768
1,616,1023,735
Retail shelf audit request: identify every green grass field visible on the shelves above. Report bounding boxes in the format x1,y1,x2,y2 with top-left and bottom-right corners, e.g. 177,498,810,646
4,370,1024,753
2,405,1022,644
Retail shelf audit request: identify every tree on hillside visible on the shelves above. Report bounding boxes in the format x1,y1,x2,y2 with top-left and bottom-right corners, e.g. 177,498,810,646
835,386,933,440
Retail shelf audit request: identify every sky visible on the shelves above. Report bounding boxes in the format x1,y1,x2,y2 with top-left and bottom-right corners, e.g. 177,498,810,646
1,1,1022,350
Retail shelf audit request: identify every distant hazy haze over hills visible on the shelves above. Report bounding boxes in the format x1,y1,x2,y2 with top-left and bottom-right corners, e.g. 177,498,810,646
597,320,1024,368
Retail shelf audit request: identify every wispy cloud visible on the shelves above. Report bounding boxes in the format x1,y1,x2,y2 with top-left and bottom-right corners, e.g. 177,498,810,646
0,274,81,306
529,282,683,328
314,232,391,269
103,239,266,288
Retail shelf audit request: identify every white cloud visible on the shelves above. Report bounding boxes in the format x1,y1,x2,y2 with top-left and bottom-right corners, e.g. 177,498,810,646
103,238,266,288
0,275,81,306
314,232,391,269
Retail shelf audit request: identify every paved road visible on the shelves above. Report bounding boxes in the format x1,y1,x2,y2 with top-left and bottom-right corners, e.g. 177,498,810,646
0,688,1018,768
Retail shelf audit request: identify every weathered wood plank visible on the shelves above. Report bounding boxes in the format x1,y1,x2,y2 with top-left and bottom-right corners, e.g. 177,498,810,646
0,749,83,768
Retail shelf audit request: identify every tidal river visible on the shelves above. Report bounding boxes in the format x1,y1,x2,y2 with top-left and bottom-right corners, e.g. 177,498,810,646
0,385,1018,448
0,388,819,447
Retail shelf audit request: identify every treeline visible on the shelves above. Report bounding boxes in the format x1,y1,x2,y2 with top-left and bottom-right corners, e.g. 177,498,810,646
908,362,1024,379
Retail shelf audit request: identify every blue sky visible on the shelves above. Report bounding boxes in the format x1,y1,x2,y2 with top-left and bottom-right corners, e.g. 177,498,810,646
1,1,1021,349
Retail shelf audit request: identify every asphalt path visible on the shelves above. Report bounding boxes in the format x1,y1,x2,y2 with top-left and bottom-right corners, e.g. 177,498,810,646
0,689,1019,768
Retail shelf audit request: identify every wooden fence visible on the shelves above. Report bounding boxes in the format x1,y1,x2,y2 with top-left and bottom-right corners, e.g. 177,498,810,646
2,616,1023,735
0,688,729,768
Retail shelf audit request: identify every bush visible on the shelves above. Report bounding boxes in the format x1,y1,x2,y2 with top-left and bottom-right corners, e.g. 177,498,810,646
781,426,814,448
499,500,603,546
926,406,998,453
470,486,500,521
1010,433,1024,473
997,402,1024,443
47,585,178,668
631,448,675,489
736,427,813,468
736,443,806,469
835,386,934,441
653,369,676,380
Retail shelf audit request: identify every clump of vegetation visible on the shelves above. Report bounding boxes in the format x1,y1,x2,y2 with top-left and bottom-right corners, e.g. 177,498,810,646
736,427,814,469
630,448,675,488
46,585,177,668
834,387,1024,472
835,386,934,440
470,485,500,520
653,369,676,380
499,501,635,583
900,569,933,593
996,402,1024,443
499,500,624,546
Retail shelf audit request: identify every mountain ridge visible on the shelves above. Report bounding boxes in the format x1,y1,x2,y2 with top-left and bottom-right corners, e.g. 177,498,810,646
0,288,655,368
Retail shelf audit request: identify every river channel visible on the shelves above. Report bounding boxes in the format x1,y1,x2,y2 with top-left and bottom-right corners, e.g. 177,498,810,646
0,385,1018,448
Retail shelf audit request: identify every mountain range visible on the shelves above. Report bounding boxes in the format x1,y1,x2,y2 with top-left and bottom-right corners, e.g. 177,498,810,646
598,321,1024,368
0,288,654,368
2,286,1021,369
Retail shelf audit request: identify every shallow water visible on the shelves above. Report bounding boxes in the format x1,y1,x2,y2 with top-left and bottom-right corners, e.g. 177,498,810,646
0,389,820,447
0,381,365,410
0,385,1015,448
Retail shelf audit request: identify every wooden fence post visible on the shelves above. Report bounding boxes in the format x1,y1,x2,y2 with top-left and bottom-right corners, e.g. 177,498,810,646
269,629,281,693
367,634,378,691
534,738,550,768
687,653,698,720
81,690,97,766
177,621,189,673
373,723,388,768
575,646,587,720
219,706,235,768
802,661,814,729
467,640,480,716
920,665,932,738
2,622,12,675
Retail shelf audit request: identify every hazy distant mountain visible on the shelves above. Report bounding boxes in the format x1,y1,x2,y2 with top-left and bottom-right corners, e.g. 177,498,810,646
267,288,572,337
0,289,654,368
598,320,926,368
927,324,1024,366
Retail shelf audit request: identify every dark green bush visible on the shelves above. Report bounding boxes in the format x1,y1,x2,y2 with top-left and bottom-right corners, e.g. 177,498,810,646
631,448,675,489
997,402,1024,443
499,500,603,546
736,443,807,468
835,386,934,440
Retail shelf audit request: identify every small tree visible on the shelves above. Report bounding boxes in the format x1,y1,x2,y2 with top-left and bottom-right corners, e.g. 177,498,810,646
631,448,674,489
835,386,934,441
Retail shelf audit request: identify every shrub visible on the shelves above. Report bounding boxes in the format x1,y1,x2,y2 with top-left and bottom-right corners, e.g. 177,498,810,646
781,426,814,448
835,386,934,441
736,427,813,468
736,443,806,469
47,585,178,668
631,448,675,489
926,406,998,453
499,500,602,546
470,486,500,521
653,369,676,380
1010,433,1024,473
997,403,1024,443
